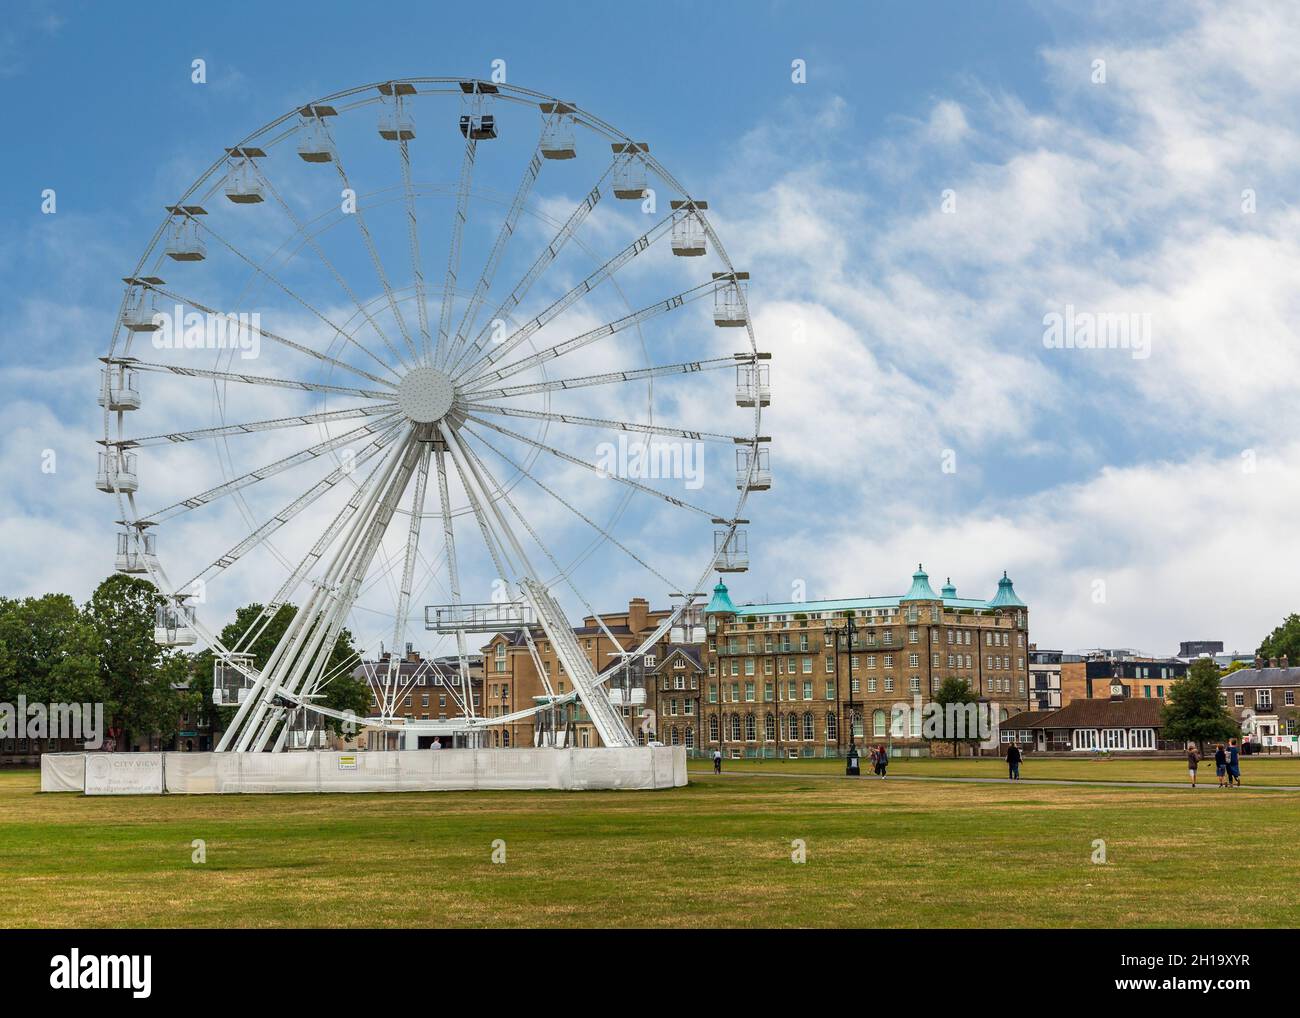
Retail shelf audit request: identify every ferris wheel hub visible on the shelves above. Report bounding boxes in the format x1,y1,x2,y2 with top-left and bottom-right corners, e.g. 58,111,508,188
396,365,456,423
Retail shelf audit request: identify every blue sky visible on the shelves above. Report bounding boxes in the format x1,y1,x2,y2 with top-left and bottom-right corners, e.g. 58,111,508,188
2,0,1297,660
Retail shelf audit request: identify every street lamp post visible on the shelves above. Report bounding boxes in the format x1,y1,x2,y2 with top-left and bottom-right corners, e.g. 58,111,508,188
825,612,860,774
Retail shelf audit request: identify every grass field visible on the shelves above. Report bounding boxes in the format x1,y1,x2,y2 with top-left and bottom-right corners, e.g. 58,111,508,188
688,753,1300,784
7,765,1300,929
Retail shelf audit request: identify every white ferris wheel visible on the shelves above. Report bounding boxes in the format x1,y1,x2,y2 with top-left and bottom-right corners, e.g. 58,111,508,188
97,77,770,752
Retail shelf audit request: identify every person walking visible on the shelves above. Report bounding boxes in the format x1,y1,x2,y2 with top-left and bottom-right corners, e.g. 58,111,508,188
1006,742,1022,780
1186,743,1200,787
1214,743,1227,788
713,748,722,774
877,745,889,779
1227,738,1241,787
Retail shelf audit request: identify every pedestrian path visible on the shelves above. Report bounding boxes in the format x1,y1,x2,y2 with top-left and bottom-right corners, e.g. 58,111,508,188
695,770,1300,792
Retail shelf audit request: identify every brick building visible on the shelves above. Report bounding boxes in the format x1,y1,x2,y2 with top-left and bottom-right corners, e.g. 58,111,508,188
703,566,1031,758
1220,657,1300,741
1059,651,1187,705
480,598,681,748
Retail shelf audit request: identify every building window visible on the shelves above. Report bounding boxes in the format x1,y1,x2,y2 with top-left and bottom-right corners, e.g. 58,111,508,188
1258,689,1273,709
872,709,886,737
1288,690,1296,707
802,712,814,741
745,713,756,741
765,713,776,741
709,715,719,742
826,712,838,741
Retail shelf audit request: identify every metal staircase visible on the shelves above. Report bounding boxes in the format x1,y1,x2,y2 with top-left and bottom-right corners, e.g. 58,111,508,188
520,579,636,747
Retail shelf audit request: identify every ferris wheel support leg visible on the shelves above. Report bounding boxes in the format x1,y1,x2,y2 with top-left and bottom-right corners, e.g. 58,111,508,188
255,432,427,751
440,425,635,749
233,432,420,751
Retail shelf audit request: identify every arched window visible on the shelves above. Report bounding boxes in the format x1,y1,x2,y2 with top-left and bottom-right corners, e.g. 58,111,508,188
999,707,1009,722
670,726,679,745
764,713,776,741
872,709,886,737
803,712,814,741
684,725,695,748
729,714,741,742
787,713,799,741
826,711,838,741
708,714,719,742
502,729,510,747
745,713,756,741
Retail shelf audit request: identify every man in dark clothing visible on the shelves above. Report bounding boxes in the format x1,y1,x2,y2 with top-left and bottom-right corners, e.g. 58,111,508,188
1214,744,1227,788
1006,743,1022,780
1227,739,1241,787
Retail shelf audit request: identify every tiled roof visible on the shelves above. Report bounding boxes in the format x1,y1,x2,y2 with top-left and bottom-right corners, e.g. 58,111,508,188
999,710,1060,730
1032,697,1165,729
1220,667,1300,687
653,645,703,671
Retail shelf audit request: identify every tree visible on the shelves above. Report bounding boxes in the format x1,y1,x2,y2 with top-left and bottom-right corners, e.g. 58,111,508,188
930,677,980,757
1162,658,1238,752
0,593,104,709
1257,614,1300,665
1223,660,1251,675
204,602,370,739
83,574,187,749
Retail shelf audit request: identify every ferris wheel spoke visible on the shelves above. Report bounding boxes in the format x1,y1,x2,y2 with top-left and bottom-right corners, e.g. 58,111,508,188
430,136,477,370
109,402,400,449
139,413,405,525
464,281,715,390
190,218,411,379
317,120,422,366
444,160,616,379
178,418,408,593
453,207,686,386
461,426,684,595
149,285,399,389
462,414,723,520
433,444,474,711
390,440,432,663
457,435,631,651
397,137,434,363
461,402,753,444
236,166,417,379
465,354,735,401
124,360,395,400
440,144,543,372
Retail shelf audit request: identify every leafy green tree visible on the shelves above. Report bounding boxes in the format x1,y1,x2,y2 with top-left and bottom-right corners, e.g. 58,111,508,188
1162,657,1238,752
931,677,980,757
1223,660,1251,675
1258,614,1300,665
83,574,187,748
0,593,104,709
203,602,369,738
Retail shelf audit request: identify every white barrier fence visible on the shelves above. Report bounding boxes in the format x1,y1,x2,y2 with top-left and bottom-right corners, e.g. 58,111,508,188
41,747,687,795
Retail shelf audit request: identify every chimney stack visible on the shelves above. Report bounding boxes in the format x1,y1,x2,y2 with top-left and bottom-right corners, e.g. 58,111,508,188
1270,657,1279,669
1283,654,1291,669
1255,655,1264,670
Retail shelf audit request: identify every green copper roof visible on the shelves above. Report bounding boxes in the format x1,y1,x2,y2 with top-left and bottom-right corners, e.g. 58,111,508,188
987,571,1026,608
721,565,1027,617
900,564,939,602
706,580,737,614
